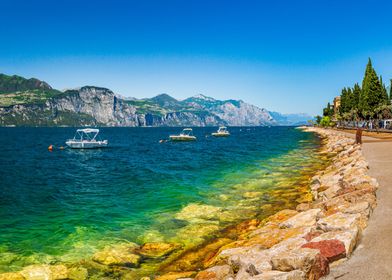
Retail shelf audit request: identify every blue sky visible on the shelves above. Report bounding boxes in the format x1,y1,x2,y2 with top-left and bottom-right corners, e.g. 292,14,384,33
0,0,392,115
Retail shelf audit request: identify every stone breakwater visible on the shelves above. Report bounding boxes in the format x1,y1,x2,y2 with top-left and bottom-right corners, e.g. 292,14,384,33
0,128,378,280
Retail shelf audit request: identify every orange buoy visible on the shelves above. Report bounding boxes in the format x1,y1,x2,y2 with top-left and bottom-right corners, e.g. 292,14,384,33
48,145,53,151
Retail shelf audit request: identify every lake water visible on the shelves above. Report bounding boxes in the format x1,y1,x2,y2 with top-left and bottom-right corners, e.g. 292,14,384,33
0,127,325,273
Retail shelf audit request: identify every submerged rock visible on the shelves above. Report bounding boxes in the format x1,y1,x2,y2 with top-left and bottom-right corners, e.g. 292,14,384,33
20,264,68,280
0,272,24,280
242,192,263,199
136,242,180,259
163,238,232,272
68,266,88,280
175,223,220,246
92,243,141,267
155,271,196,280
175,204,222,221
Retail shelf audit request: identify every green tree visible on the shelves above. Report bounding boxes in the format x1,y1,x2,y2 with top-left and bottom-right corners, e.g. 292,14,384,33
323,102,334,117
320,116,333,127
380,76,389,102
340,87,348,113
346,87,354,112
359,58,386,118
352,83,361,110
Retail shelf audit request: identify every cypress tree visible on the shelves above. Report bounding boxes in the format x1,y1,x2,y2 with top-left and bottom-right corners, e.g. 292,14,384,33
346,87,354,112
380,75,389,103
352,83,361,109
359,58,384,118
323,102,333,117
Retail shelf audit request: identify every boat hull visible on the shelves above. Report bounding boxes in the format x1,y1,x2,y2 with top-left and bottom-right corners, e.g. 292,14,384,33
211,132,230,137
169,135,197,141
65,140,108,149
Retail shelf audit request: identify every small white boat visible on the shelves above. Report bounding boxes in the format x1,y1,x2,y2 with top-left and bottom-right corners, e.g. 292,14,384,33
66,128,108,149
211,126,230,137
169,128,197,141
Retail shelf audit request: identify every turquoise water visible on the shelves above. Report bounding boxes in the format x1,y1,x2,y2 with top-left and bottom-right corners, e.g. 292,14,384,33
0,127,322,272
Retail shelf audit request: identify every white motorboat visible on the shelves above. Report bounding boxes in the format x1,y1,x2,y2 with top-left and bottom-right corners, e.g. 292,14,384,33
66,128,108,149
211,126,230,137
169,128,197,141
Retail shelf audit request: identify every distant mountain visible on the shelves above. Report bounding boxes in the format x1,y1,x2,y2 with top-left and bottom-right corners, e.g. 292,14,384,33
0,73,306,127
269,111,314,126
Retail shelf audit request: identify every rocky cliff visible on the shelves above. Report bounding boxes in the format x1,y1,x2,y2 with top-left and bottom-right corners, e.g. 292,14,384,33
0,73,307,127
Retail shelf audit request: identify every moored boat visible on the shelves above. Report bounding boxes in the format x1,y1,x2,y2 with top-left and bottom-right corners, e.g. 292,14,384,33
66,128,108,149
169,128,197,141
211,126,230,137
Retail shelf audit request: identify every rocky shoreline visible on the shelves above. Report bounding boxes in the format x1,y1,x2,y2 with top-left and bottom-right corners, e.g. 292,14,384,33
0,127,378,280
153,127,378,280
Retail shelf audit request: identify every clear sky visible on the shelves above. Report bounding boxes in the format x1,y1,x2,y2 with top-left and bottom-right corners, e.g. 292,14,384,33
1,0,392,115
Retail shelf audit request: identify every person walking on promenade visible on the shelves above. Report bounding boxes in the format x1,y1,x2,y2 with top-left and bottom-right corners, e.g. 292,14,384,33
356,127,363,144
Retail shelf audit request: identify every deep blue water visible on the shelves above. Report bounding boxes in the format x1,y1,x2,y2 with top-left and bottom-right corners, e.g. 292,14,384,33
0,126,321,271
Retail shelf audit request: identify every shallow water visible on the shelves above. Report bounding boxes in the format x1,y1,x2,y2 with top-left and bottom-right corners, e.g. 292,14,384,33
0,127,324,272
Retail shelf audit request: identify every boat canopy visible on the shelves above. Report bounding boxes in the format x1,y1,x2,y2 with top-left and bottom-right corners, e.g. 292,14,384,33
72,128,101,141
180,128,193,136
218,126,227,131
77,128,99,133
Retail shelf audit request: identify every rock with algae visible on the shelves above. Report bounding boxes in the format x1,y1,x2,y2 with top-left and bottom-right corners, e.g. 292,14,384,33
136,242,180,259
92,242,141,267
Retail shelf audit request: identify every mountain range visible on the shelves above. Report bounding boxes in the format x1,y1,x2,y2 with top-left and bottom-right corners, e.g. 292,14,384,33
0,74,312,127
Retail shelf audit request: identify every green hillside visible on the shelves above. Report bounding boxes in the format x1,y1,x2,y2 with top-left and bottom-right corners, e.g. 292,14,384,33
0,74,63,107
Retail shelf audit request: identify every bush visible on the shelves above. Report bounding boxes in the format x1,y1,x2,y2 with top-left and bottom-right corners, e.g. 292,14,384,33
319,116,334,127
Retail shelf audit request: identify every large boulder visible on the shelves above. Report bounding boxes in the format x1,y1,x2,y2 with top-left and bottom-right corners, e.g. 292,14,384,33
280,209,322,229
227,225,310,251
312,227,359,257
268,237,308,257
341,201,371,216
263,210,299,226
228,246,272,273
271,248,329,279
301,240,346,262
194,265,234,280
250,270,306,280
317,212,360,232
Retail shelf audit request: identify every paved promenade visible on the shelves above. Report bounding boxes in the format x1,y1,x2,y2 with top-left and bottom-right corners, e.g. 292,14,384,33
328,131,392,279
